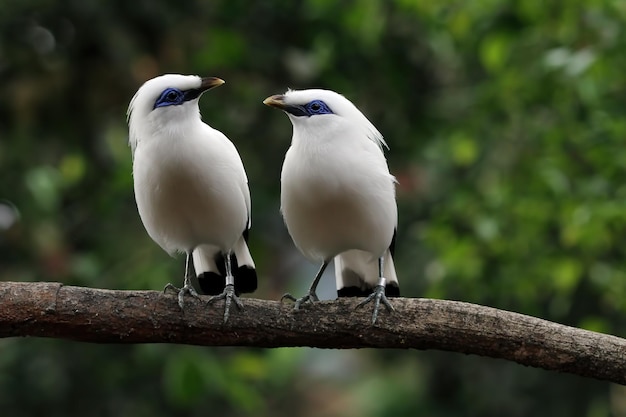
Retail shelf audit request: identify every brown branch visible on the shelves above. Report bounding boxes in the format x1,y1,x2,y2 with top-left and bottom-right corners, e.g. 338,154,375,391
1,281,625,384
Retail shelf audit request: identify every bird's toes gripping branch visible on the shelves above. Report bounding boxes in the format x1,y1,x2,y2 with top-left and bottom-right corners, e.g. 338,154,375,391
356,284,395,325
280,291,320,310
207,284,244,323
163,282,202,311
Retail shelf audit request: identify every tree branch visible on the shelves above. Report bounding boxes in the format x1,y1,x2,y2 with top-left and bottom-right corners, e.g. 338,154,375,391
1,281,624,384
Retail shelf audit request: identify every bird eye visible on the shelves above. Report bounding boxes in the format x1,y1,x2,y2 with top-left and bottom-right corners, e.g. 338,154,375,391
307,100,332,115
166,91,179,101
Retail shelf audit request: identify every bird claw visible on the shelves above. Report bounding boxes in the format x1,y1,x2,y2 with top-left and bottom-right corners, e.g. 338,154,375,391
356,285,395,324
280,293,297,303
163,283,181,294
280,291,319,310
163,282,201,311
207,284,243,323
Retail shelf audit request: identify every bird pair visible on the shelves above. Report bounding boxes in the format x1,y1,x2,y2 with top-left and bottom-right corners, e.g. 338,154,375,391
127,74,399,324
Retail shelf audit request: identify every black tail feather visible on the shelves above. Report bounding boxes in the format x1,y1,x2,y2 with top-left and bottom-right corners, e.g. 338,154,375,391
337,266,400,298
197,272,226,295
235,265,257,293
197,252,257,296
337,283,400,298
337,286,371,297
385,282,400,297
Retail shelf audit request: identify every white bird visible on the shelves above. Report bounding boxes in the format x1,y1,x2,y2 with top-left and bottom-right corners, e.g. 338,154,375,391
263,89,399,324
127,74,256,322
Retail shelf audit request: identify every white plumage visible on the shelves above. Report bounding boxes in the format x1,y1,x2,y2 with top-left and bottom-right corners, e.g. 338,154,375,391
128,74,256,322
264,89,399,323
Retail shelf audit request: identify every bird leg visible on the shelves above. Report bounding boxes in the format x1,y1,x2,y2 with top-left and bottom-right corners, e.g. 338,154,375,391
356,257,395,324
163,252,201,310
207,254,243,323
281,260,329,310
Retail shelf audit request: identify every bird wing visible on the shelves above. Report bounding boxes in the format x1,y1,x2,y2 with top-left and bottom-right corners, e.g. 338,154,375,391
211,127,252,230
194,126,257,295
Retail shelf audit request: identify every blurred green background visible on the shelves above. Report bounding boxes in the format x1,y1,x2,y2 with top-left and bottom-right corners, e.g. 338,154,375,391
2,0,626,416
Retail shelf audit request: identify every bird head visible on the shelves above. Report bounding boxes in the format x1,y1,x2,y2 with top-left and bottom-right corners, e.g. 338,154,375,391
263,89,387,149
127,74,224,154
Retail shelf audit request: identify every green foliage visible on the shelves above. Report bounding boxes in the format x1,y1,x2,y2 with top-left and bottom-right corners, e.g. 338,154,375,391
1,0,626,415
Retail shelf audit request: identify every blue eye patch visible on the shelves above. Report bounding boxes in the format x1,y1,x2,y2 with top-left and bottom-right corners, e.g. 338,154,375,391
304,100,333,115
154,87,204,109
282,99,334,117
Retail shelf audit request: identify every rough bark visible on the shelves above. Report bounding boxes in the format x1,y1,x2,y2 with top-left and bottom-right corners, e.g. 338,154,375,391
1,281,624,384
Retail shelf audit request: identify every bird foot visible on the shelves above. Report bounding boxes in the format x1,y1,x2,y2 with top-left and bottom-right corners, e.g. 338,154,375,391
280,291,319,310
163,282,201,311
356,284,395,324
207,284,243,323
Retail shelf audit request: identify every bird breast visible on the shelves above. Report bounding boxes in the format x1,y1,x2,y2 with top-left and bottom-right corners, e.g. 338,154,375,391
133,130,248,254
280,140,396,262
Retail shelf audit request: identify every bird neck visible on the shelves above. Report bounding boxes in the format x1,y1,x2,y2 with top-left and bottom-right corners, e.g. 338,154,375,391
291,117,342,150
148,106,202,137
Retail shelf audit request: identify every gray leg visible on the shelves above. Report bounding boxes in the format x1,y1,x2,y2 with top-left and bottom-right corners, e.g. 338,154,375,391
164,252,201,310
282,260,329,310
207,253,244,323
356,256,395,324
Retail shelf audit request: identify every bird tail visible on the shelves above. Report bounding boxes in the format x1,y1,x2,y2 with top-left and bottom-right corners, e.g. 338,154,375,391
334,249,399,297
193,237,257,296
